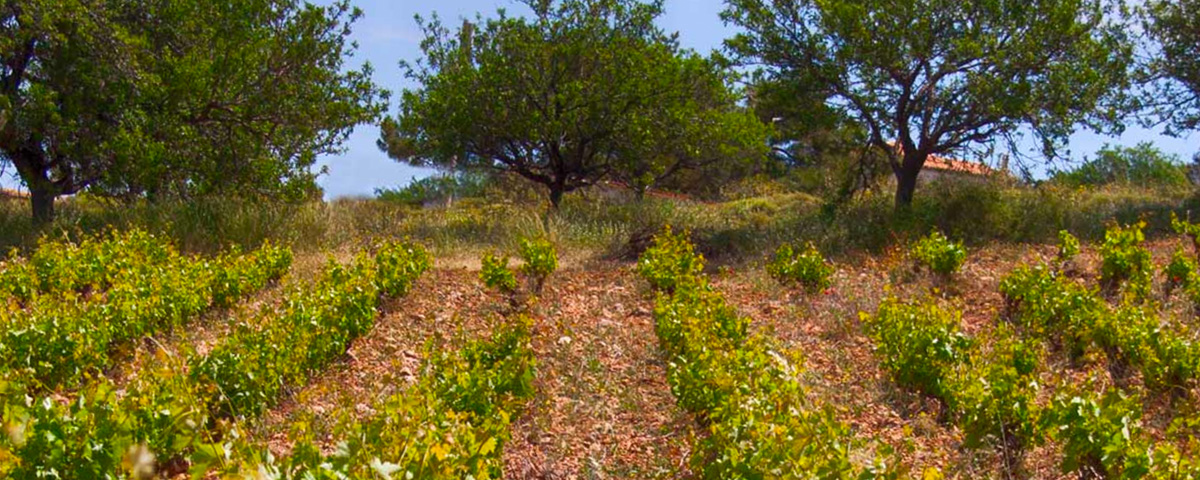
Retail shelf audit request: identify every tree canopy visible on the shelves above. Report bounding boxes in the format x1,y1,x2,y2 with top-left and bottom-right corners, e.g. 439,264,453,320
1142,0,1200,139
0,0,385,223
723,0,1133,208
380,0,769,207
1050,142,1190,188
745,69,859,172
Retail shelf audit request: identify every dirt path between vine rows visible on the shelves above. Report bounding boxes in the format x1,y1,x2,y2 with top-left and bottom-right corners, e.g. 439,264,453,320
248,266,507,456
504,264,695,480
712,252,988,477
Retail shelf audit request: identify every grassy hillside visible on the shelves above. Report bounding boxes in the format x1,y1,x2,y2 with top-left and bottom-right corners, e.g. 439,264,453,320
1,180,1194,259
4,181,1200,478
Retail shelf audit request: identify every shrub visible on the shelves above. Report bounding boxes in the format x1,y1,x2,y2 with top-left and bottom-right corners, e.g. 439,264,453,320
0,254,35,307
653,283,748,362
694,342,866,479
916,179,1017,242
1184,279,1200,316
24,228,175,298
1057,229,1081,264
1172,212,1200,256
636,226,705,293
1150,445,1200,479
911,230,967,276
766,242,834,293
0,237,292,390
863,296,971,400
517,236,557,292
819,181,1185,251
652,278,755,417
1043,388,1152,479
191,258,379,418
1163,248,1195,296
210,241,294,308
1050,142,1190,190
373,240,431,298
1000,264,1104,354
667,334,774,419
0,365,214,479
427,317,536,419
480,237,557,297
1092,306,1200,392
951,326,1042,455
190,243,428,418
480,253,518,293
375,171,491,206
1099,221,1153,300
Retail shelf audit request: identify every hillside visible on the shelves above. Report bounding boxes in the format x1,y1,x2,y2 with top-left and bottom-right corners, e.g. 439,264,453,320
3,185,1200,478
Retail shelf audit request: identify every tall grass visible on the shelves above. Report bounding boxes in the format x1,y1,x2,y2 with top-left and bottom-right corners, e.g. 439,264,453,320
0,197,356,253
1,180,1194,261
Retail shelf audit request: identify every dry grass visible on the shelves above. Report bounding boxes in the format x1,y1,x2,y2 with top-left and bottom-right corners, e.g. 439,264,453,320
504,265,695,480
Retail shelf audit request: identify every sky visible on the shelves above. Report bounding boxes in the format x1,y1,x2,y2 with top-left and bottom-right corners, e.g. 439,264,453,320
3,0,1196,198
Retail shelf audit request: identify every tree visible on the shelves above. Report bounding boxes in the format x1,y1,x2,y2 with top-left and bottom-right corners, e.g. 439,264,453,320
1,1,134,222
745,74,878,198
607,53,770,200
1142,0,1200,138
747,75,853,172
1050,142,1190,188
723,0,1133,209
0,0,385,223
381,0,768,208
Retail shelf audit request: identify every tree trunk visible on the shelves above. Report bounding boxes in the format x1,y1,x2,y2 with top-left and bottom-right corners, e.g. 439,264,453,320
894,154,924,211
10,146,59,226
30,185,55,226
894,170,917,209
549,187,564,209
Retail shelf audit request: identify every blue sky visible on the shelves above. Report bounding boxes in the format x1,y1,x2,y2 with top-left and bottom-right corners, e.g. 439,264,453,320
2,0,1196,197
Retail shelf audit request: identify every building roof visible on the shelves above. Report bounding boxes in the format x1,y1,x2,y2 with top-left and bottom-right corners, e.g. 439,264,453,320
886,141,997,176
923,154,995,176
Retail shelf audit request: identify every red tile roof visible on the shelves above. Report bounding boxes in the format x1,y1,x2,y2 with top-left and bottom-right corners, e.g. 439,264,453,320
924,154,995,176
887,141,996,176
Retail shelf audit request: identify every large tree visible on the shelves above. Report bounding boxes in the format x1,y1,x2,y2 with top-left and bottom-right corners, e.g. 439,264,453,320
1142,0,1200,140
1,0,134,222
381,0,768,208
723,0,1133,208
0,0,385,223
